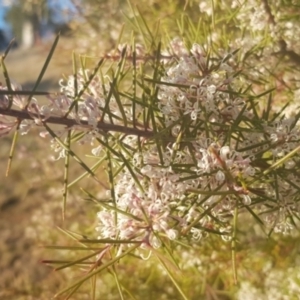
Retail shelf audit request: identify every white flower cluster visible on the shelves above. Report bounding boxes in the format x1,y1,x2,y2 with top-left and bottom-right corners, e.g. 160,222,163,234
94,41,300,250
96,140,257,247
158,43,244,127
1,39,300,253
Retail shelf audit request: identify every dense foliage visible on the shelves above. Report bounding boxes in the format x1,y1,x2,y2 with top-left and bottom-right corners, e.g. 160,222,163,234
1,0,300,299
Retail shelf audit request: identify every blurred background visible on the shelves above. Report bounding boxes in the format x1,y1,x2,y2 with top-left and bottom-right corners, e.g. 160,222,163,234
0,0,75,49
0,0,74,92
0,1,99,299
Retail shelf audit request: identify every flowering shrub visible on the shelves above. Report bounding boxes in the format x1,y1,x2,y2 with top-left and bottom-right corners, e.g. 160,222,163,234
1,0,300,298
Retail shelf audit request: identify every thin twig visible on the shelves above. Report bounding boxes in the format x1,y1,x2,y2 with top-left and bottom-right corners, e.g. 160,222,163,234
0,107,154,138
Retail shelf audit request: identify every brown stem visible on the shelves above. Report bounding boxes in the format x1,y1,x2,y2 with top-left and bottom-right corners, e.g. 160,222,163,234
0,107,154,138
